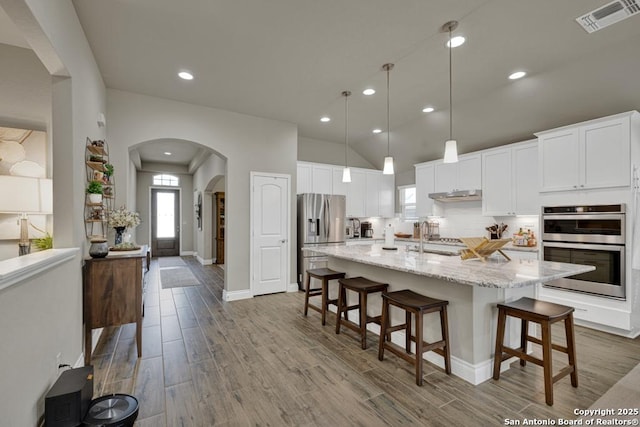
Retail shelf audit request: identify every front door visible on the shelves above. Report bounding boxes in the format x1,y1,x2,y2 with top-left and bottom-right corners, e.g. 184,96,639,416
251,172,290,295
151,188,180,257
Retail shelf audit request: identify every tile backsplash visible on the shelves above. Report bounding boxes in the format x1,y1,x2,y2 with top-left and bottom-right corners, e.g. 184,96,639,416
358,201,539,240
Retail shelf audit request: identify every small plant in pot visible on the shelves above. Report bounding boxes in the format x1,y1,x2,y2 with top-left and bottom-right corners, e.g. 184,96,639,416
87,180,104,204
103,163,114,183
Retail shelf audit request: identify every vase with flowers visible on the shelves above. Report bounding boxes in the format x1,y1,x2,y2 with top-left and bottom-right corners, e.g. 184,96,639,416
108,206,141,246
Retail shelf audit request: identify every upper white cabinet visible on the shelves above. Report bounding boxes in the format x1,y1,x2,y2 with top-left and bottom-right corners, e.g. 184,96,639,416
365,171,381,217
415,163,435,217
434,154,481,193
379,173,395,218
297,163,312,194
482,141,538,216
332,167,348,196
297,161,395,218
347,169,366,217
297,162,335,194
537,112,637,192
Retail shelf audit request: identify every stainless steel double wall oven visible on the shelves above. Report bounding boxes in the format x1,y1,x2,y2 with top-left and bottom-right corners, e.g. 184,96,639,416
542,204,626,299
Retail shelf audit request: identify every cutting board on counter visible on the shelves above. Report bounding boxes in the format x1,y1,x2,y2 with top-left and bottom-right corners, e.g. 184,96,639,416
459,237,511,262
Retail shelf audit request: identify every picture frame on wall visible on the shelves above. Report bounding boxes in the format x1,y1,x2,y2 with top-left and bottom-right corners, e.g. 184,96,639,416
195,191,202,230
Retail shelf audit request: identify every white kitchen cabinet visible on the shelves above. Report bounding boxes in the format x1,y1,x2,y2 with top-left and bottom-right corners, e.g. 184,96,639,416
379,173,395,218
415,163,435,217
365,171,381,217
434,154,481,193
332,167,348,196
347,169,366,217
482,148,512,216
482,141,538,216
513,142,539,214
537,112,635,192
297,163,312,194
296,162,335,194
311,164,333,194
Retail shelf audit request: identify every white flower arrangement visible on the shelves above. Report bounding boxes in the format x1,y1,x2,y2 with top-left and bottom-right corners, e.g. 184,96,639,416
108,206,141,228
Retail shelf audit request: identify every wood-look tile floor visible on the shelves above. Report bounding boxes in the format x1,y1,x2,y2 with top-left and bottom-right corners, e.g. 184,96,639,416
91,257,640,426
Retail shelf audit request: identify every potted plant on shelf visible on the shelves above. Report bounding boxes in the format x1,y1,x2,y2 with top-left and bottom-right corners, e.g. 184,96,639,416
86,180,104,204
103,163,114,183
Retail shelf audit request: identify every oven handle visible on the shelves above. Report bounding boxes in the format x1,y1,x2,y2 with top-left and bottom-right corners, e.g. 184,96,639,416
543,214,625,221
542,241,625,252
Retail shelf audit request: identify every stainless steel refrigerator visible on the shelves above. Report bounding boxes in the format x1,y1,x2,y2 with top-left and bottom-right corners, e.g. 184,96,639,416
297,193,346,289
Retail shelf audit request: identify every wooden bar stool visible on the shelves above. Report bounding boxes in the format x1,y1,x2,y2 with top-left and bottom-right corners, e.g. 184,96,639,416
304,268,346,325
335,277,388,349
378,290,451,386
493,297,577,406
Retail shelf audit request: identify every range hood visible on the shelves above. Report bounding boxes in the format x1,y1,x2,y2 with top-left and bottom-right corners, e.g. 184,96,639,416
428,189,482,202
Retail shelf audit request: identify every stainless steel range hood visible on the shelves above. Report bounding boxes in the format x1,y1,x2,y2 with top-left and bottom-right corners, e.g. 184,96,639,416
428,189,482,202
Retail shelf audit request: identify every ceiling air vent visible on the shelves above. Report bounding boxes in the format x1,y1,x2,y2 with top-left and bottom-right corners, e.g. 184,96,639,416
576,0,640,33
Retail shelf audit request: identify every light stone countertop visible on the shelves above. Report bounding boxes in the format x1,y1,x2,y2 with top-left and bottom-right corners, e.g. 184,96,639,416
305,243,593,289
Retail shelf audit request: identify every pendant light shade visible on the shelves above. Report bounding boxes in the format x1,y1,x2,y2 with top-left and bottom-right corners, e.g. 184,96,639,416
341,90,352,183
383,156,394,174
443,140,458,163
382,63,395,175
442,21,459,164
342,167,352,183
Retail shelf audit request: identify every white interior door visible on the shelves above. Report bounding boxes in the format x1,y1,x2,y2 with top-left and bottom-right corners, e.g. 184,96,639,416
251,172,290,296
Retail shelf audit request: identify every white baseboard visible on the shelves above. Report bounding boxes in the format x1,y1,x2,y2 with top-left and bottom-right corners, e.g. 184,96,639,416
195,254,213,265
287,282,299,292
222,288,253,301
180,250,195,256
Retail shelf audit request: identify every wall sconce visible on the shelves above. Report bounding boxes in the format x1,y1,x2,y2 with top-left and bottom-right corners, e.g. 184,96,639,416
0,176,53,256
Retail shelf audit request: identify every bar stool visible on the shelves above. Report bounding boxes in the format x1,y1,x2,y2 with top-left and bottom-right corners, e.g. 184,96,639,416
493,297,577,406
304,268,346,325
378,290,451,386
335,277,388,349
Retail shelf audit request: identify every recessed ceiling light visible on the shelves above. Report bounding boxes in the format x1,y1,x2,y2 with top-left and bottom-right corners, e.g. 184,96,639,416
372,129,382,134
509,71,527,80
446,36,465,48
363,88,376,96
320,116,331,123
422,107,435,113
164,152,172,155
178,71,194,80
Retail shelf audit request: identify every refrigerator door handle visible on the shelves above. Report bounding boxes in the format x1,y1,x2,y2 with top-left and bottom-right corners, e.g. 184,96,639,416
315,219,320,236
324,198,330,239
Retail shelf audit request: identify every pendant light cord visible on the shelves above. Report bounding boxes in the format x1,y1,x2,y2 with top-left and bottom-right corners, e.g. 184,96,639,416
449,26,453,141
343,91,350,166
386,65,391,157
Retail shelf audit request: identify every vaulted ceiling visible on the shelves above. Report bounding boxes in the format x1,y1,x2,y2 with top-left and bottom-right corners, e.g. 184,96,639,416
3,1,640,172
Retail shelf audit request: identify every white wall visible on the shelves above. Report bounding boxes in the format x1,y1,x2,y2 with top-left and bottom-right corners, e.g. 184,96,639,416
299,136,374,168
193,153,225,263
0,1,107,424
107,89,298,293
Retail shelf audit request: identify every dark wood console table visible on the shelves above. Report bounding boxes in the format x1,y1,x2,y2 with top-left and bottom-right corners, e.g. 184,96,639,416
83,245,149,365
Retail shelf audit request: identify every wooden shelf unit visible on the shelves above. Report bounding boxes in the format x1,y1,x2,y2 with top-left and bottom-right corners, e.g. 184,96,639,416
84,138,115,239
215,191,225,264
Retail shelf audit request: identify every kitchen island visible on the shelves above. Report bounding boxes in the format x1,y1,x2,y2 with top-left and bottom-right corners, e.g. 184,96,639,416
305,243,594,384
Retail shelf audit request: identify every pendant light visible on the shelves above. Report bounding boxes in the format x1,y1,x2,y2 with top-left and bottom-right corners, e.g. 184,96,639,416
382,63,395,175
341,90,352,183
443,21,459,164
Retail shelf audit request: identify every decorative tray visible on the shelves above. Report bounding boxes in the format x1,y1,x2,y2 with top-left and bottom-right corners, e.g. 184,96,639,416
109,245,141,251
459,237,511,262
